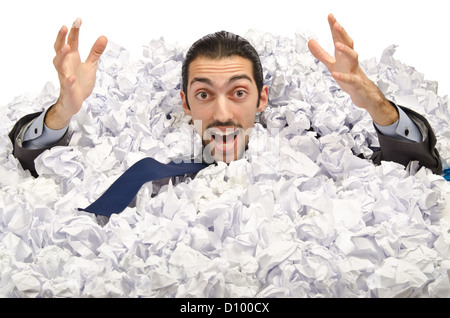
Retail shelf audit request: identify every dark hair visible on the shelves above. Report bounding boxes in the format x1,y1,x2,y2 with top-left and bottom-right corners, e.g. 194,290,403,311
182,31,264,107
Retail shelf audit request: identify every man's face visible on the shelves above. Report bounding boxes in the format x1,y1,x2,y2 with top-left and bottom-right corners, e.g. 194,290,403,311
181,56,269,163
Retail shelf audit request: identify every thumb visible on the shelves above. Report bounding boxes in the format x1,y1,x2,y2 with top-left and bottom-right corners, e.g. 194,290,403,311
308,39,334,71
86,36,108,65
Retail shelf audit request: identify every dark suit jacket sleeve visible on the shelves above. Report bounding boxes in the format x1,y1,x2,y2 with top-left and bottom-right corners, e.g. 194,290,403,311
8,111,70,177
370,106,442,175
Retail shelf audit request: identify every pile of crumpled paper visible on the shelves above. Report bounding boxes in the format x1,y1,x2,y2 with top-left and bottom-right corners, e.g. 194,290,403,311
0,29,449,297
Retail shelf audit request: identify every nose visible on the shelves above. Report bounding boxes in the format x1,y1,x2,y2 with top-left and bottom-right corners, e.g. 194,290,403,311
211,95,234,123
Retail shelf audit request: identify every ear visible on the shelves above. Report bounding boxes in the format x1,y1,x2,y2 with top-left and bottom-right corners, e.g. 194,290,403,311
180,90,191,115
257,85,269,113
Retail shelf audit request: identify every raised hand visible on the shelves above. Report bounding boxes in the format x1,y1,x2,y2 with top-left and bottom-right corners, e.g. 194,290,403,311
45,18,108,129
308,14,398,126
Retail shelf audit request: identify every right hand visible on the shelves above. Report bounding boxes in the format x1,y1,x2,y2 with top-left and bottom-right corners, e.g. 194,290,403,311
45,18,108,129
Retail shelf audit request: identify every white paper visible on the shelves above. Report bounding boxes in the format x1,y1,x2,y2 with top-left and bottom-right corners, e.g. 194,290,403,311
1,28,449,298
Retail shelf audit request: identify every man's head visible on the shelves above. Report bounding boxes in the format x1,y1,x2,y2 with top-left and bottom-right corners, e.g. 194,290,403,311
180,31,269,163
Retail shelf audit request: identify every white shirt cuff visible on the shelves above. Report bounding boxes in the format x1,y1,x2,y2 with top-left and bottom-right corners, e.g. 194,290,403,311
22,107,69,149
374,102,422,143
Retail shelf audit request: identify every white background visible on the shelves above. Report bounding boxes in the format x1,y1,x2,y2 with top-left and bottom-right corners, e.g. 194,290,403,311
0,0,448,107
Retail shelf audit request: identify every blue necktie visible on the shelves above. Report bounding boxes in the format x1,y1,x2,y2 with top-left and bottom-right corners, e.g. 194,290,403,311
443,168,450,181
78,157,207,217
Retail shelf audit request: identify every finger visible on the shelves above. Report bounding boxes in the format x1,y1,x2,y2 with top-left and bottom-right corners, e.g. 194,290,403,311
54,25,68,53
335,23,354,49
53,44,70,73
85,36,108,65
308,39,335,70
327,13,339,44
67,17,82,52
329,15,354,49
335,42,359,63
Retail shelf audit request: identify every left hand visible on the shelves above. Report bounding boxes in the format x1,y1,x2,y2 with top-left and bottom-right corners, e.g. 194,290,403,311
308,14,398,126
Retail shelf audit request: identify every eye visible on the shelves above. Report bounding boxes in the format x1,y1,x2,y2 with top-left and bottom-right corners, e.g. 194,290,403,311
196,91,210,100
233,90,247,99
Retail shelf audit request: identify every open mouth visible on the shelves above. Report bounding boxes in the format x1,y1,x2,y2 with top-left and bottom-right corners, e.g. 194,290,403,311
208,128,240,153
211,130,239,143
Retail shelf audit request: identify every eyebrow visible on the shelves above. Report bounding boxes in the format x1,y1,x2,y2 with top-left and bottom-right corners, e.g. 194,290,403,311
190,74,253,88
